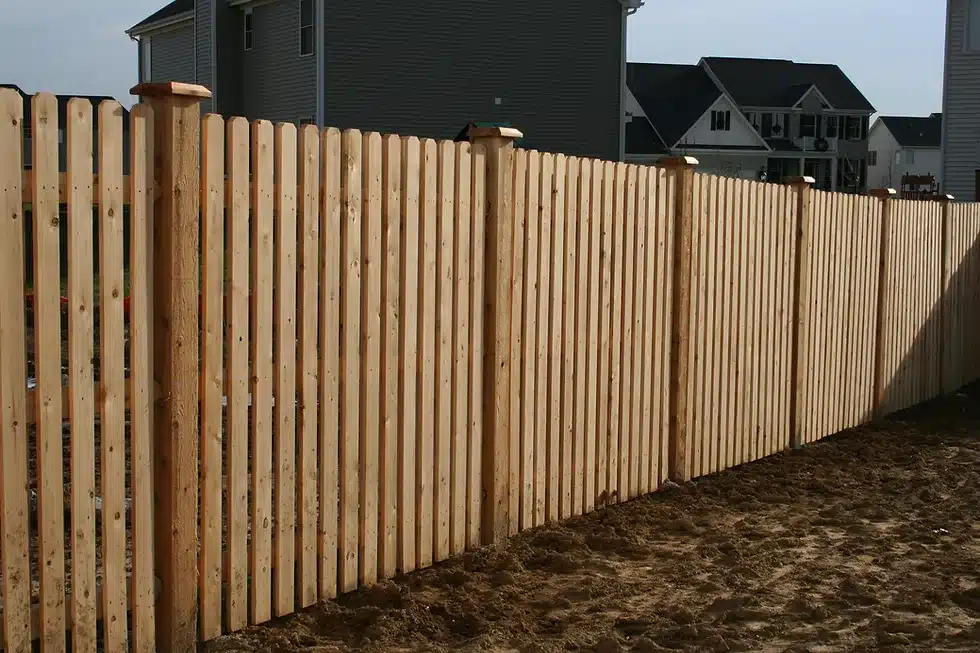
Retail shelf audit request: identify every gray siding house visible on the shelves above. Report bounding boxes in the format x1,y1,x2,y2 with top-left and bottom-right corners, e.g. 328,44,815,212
941,0,980,200
127,0,642,160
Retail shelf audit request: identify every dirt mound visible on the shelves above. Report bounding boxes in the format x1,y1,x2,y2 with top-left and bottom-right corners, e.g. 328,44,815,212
206,383,980,652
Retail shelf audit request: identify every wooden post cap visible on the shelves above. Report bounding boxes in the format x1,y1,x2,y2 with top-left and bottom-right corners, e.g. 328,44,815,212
467,125,523,140
657,155,699,168
129,82,213,99
935,193,955,202
784,176,815,185
869,188,897,199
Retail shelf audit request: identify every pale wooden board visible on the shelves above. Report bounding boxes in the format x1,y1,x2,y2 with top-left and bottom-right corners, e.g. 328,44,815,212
656,168,674,486
296,125,321,606
417,139,437,568
573,159,591,515
561,157,578,519
630,167,648,496
29,92,67,653
534,152,553,524
65,97,97,653
596,161,614,502
606,163,625,498
548,154,566,521
520,151,539,531
340,129,363,591
273,123,299,615
250,120,275,623
451,142,472,555
583,160,600,514
0,100,21,647
397,137,420,573
128,102,157,653
319,128,343,599
507,149,527,534
379,134,402,577
226,117,251,626
97,100,129,653
199,112,225,640
689,174,706,478
617,165,636,495
467,145,487,549
360,131,383,586
434,140,454,560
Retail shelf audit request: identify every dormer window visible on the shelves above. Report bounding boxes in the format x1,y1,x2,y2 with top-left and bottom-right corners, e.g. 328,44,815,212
710,109,731,132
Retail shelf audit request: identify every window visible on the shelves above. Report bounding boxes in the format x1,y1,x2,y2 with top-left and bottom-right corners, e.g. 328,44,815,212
906,150,916,164
825,115,838,138
800,114,816,138
746,112,760,133
142,36,152,80
868,150,877,166
244,11,253,51
761,113,773,137
710,109,731,132
844,116,862,140
300,0,314,56
969,0,980,51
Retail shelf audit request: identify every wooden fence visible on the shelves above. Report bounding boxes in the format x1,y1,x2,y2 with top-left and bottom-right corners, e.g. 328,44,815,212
2,84,980,653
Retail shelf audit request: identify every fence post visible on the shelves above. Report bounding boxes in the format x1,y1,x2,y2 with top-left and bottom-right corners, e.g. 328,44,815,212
468,125,522,545
870,188,897,418
936,193,954,393
658,155,698,483
785,176,814,449
130,81,210,653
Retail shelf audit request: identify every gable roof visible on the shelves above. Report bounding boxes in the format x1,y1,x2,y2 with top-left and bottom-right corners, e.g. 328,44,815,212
879,115,942,148
626,63,721,148
127,0,194,35
625,117,668,156
701,57,875,113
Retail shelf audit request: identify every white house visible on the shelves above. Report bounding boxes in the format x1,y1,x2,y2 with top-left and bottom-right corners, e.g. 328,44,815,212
868,114,942,193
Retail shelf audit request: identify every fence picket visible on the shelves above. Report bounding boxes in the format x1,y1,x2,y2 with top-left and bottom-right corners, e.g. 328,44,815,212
30,92,67,653
467,144,487,549
452,142,472,555
549,155,566,520
573,158,591,515
226,117,251,627
199,112,225,640
521,150,539,530
435,140,454,559
534,153,553,524
508,149,527,534
250,119,275,624
296,125,320,606
360,131,382,586
561,157,578,519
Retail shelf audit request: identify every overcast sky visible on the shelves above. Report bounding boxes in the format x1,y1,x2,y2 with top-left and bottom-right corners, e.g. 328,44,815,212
0,0,946,117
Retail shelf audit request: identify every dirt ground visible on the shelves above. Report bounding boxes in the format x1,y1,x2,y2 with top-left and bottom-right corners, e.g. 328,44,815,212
205,385,980,653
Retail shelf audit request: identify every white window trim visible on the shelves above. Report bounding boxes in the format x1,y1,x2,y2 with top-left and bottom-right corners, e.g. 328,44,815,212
142,36,152,80
906,149,916,165
299,0,314,57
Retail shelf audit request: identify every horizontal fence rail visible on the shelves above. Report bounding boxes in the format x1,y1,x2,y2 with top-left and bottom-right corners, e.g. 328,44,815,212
3,86,980,653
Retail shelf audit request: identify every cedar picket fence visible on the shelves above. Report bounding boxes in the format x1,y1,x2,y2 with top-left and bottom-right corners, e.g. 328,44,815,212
1,83,980,653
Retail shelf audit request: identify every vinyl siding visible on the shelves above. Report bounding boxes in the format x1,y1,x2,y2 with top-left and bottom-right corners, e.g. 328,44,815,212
196,0,214,113
216,0,245,117
324,0,622,160
148,23,196,87
242,0,316,125
942,0,980,200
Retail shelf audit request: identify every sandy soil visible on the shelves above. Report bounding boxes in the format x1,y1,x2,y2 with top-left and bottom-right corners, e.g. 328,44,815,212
204,384,980,653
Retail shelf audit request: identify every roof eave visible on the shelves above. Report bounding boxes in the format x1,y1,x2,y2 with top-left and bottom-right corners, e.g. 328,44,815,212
126,10,194,37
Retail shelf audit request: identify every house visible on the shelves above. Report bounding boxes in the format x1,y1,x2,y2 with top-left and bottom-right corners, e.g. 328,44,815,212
2,84,130,174
868,114,942,196
940,0,980,200
127,0,643,161
626,57,876,192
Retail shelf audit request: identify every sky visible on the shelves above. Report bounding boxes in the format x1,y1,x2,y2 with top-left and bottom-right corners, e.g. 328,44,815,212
0,0,948,118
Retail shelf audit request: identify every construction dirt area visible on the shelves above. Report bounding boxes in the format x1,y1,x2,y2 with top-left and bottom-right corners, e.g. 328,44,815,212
205,384,980,653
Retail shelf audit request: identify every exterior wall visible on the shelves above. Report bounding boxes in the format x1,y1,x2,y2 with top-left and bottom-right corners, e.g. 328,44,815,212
675,96,765,149
196,0,213,114
942,0,980,200
215,0,245,117
146,23,196,87
868,123,900,189
323,0,622,160
243,0,316,125
873,147,942,189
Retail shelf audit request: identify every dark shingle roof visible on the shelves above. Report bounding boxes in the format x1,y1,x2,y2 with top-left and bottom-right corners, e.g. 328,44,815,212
626,63,721,149
879,115,942,148
128,0,194,34
625,117,667,155
701,57,875,113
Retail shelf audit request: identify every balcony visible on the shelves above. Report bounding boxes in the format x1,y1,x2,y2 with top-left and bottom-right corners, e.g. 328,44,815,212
793,135,838,153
